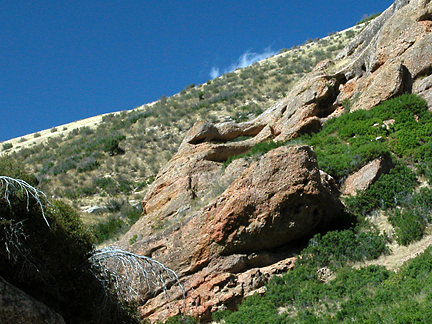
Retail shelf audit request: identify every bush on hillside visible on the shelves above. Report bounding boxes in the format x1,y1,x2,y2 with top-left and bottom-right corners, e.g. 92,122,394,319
298,94,429,180
102,135,126,155
216,247,432,323
0,158,139,323
298,228,388,270
345,164,417,216
2,143,12,151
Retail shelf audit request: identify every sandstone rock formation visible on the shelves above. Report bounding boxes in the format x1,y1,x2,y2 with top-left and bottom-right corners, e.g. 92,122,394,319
121,146,343,321
336,0,432,110
195,146,342,260
0,275,65,324
141,253,296,322
119,0,432,322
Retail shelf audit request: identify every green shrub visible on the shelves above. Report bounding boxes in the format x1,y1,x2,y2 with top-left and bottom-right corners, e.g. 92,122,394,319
164,315,198,324
91,215,126,244
299,229,388,269
51,156,78,175
76,185,98,196
93,177,120,195
297,94,429,180
221,294,282,324
91,200,142,244
118,178,133,193
79,126,94,135
0,159,138,323
121,203,143,223
102,135,126,155
129,234,138,245
218,247,432,323
345,164,417,216
389,209,424,246
386,187,432,245
2,143,12,151
356,12,381,25
77,155,100,172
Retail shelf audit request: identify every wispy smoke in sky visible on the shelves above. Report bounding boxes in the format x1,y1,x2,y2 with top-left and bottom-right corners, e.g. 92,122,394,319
210,47,278,79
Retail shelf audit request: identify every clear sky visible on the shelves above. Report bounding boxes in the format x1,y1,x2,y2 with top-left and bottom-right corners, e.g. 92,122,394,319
1,0,394,142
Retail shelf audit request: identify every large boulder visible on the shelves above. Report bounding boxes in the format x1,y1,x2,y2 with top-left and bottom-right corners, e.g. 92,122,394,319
120,145,343,321
0,276,65,324
194,146,342,260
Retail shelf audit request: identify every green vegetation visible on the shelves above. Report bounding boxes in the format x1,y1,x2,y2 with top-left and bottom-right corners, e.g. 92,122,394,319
301,94,429,179
2,143,12,151
91,200,143,244
203,93,432,323
1,16,432,323
296,94,432,245
213,245,432,323
171,245,432,323
299,228,388,270
172,226,432,323
102,134,126,155
6,26,419,323
344,164,418,215
0,158,139,323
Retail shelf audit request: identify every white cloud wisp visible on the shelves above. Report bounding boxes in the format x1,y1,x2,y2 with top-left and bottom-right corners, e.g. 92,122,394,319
209,47,278,79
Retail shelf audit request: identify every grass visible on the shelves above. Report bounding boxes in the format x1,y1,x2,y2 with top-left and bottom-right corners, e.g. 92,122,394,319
295,93,430,180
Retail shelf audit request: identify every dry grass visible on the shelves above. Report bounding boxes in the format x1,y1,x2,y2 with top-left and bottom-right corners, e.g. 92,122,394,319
353,207,432,271
359,228,432,271
0,25,364,236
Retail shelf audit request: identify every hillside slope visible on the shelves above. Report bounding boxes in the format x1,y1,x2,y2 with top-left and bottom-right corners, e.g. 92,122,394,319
1,24,362,237
113,0,432,322
3,0,432,322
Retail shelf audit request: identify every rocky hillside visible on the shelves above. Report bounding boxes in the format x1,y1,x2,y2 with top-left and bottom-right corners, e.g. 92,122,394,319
2,0,432,322
113,0,432,322
0,23,362,239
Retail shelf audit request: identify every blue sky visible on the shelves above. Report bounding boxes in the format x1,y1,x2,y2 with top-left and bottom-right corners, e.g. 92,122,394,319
1,0,394,142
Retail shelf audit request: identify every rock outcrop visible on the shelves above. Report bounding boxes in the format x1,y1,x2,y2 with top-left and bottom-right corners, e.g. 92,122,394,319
121,146,343,321
119,0,432,322
342,157,393,196
336,0,432,110
0,275,65,324
141,253,296,322
195,146,342,259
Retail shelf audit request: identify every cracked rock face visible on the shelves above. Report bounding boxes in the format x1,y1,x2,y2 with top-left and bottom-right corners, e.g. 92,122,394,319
119,0,432,322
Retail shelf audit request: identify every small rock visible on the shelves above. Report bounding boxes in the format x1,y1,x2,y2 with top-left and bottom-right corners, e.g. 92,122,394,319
343,157,393,196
